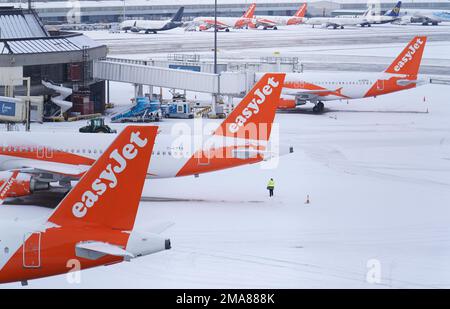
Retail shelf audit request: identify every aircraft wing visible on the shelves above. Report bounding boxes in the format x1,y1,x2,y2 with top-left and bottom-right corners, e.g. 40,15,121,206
196,19,229,30
284,89,334,99
254,18,278,28
284,87,351,101
4,159,89,178
76,241,135,260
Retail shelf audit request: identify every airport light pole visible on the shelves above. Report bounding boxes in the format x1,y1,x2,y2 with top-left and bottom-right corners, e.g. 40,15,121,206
122,0,126,22
213,0,218,116
214,0,217,74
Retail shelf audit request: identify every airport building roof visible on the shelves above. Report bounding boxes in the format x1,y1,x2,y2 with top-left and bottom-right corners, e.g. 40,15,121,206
0,35,103,55
0,7,47,39
0,8,106,66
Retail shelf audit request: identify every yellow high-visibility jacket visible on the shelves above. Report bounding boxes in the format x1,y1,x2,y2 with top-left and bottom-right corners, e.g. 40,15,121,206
267,179,275,189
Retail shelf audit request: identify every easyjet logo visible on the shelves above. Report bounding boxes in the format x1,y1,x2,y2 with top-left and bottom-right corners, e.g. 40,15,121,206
0,176,15,198
394,37,424,72
228,77,279,134
72,131,148,218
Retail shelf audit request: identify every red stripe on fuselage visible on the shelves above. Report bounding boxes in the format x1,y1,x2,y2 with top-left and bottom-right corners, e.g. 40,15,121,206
0,146,95,166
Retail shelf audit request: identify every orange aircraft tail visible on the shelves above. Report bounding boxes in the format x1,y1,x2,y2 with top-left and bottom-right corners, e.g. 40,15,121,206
384,36,427,76
294,3,307,17
48,126,158,230
242,3,256,19
213,73,285,141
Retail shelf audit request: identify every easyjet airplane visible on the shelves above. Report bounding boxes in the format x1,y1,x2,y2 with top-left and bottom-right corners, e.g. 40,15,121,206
259,36,428,113
0,125,172,285
0,73,289,202
250,3,307,30
192,3,256,31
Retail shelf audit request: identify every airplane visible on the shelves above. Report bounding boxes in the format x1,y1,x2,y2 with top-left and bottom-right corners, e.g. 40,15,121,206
362,1,402,26
192,3,256,32
395,9,450,25
256,36,428,113
0,125,173,285
305,9,369,29
249,3,307,30
120,7,184,34
0,73,290,202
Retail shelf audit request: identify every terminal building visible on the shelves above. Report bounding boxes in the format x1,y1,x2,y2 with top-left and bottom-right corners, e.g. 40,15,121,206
0,5,107,120
0,1,448,24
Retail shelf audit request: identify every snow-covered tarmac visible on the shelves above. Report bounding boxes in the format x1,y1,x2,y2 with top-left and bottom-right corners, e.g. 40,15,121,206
2,24,450,288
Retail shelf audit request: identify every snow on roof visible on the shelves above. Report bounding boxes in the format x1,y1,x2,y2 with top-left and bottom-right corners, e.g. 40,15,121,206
0,9,47,39
0,34,103,55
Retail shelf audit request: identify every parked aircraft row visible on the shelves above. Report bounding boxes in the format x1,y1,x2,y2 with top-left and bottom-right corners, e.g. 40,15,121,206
189,3,307,31
119,1,448,33
0,73,288,284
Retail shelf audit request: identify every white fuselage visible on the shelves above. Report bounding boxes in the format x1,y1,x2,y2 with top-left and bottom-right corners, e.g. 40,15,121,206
0,131,268,180
255,71,424,103
120,19,171,32
306,16,367,27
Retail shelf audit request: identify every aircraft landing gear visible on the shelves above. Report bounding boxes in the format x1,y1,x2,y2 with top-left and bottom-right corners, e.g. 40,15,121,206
340,26,344,29
312,102,324,113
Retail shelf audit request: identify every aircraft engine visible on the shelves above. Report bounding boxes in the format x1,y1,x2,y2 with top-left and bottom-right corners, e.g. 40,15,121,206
0,171,49,198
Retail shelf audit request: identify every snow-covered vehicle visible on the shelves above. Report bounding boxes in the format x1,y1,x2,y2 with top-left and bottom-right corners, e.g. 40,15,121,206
111,97,162,123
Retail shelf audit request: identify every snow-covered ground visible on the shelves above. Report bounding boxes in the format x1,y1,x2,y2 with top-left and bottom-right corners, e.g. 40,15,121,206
2,83,449,288
1,24,450,289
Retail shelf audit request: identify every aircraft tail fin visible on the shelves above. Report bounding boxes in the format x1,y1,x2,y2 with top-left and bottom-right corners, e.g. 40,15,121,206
171,7,184,22
242,3,256,19
47,126,158,231
295,3,307,17
213,73,285,141
384,36,427,76
385,1,402,17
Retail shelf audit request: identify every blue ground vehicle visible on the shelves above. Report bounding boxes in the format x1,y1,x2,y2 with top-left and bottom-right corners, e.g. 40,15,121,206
111,97,162,123
162,101,195,119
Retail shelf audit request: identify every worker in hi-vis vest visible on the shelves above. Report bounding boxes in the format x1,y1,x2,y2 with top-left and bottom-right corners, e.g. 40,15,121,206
267,178,275,197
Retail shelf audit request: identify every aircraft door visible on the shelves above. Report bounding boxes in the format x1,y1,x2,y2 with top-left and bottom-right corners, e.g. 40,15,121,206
197,150,210,166
23,232,41,268
377,79,385,91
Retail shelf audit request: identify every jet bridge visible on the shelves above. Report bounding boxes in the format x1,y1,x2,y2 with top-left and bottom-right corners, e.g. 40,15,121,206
93,58,250,96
